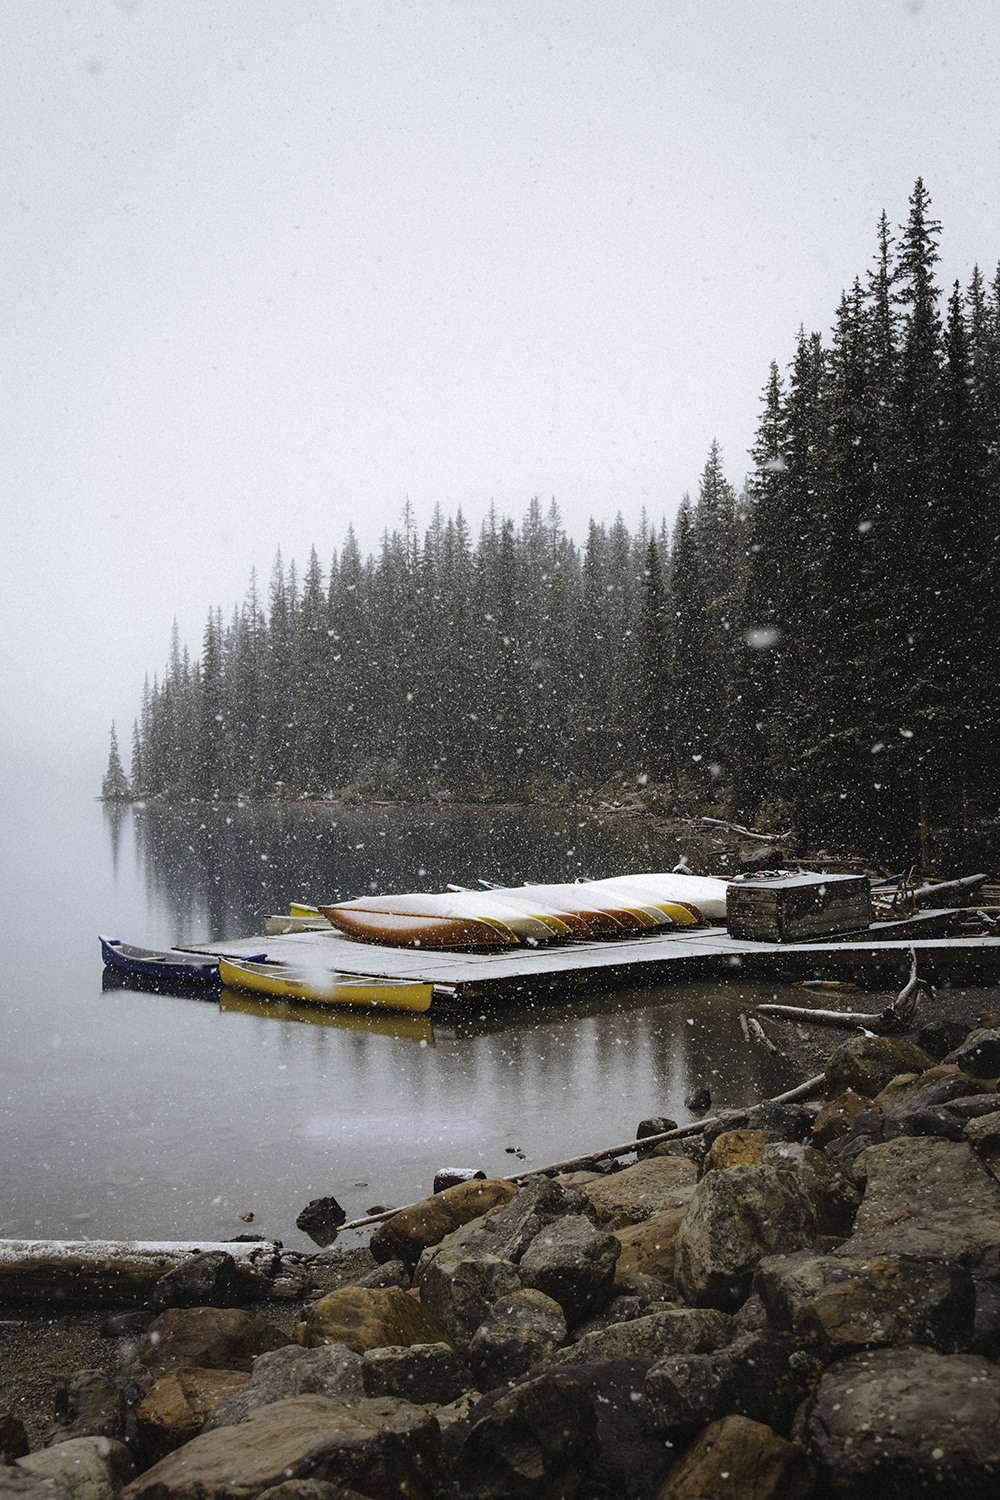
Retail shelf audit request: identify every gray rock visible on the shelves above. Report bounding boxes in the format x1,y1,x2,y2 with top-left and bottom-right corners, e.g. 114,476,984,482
673,1164,818,1310
754,1250,976,1358
361,1343,471,1406
150,1250,269,1309
639,1350,734,1437
18,1438,133,1500
351,1259,411,1291
416,1252,522,1348
948,1028,1000,1078
555,1306,732,1367
852,1136,1000,1228
452,1371,598,1499
466,1288,567,1390
640,1329,814,1440
295,1197,347,1247
882,1080,1000,1141
964,1109,1000,1159
518,1214,620,1324
762,1140,860,1236
525,1359,671,1500
799,1345,1000,1498
467,1326,554,1391
458,1176,595,1265
46,1371,127,1446
209,1343,365,1428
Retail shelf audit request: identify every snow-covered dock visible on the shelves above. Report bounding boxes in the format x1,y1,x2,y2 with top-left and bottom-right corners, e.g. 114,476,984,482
182,916,1000,1005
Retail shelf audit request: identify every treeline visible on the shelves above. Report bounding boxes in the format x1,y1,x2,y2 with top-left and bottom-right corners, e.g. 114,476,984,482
108,183,1000,864
115,462,743,810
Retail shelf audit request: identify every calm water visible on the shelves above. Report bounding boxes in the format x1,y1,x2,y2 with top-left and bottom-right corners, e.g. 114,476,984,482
2,772,813,1251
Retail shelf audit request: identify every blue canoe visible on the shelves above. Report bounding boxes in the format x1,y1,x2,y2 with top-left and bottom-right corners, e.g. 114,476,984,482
99,936,224,985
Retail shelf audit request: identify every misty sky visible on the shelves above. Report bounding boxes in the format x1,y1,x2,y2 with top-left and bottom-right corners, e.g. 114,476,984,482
2,0,997,785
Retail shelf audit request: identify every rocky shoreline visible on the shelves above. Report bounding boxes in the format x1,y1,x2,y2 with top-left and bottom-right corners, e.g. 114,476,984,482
4,1003,1000,1499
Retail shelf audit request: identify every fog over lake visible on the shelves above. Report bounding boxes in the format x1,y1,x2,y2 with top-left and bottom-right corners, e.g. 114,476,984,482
3,774,818,1250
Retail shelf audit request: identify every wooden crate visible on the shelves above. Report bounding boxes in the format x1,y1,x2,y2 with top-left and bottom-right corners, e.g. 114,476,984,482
726,873,872,943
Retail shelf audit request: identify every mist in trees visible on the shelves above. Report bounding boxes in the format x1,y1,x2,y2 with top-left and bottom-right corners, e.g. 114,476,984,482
108,184,1000,868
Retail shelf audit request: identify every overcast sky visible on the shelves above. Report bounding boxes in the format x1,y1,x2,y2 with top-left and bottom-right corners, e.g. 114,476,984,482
2,0,997,785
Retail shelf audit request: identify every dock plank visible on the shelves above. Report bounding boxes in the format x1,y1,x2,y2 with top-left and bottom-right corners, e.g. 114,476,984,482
180,924,1000,1001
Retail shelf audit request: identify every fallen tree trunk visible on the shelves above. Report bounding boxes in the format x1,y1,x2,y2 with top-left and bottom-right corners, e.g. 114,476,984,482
0,1238,281,1306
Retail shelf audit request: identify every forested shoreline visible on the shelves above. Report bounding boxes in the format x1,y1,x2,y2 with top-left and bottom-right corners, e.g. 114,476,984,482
104,184,1000,867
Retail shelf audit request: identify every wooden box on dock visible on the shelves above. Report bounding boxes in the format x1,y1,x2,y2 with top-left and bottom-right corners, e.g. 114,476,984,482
725,873,872,943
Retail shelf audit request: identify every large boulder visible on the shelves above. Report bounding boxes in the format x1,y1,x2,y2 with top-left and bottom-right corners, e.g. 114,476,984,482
467,1289,567,1391
575,1156,699,1227
17,1438,134,1500
518,1216,620,1325
207,1345,364,1429
361,1343,472,1406
754,1250,976,1359
656,1414,814,1500
799,1345,1000,1498
451,1372,598,1499
121,1394,450,1500
150,1251,270,1310
136,1369,252,1463
673,1165,817,1310
46,1371,127,1446
555,1307,732,1367
122,1308,292,1395
416,1253,522,1349
824,1035,936,1099
369,1178,517,1266
295,1286,454,1353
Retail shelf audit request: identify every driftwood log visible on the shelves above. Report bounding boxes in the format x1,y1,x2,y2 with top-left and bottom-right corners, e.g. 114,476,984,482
336,1071,826,1235
755,950,927,1035
0,1238,281,1306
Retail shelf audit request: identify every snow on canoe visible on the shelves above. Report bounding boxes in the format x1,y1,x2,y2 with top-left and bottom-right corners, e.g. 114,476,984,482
218,957,435,1012
482,883,653,936
321,891,572,949
582,872,730,921
99,936,224,985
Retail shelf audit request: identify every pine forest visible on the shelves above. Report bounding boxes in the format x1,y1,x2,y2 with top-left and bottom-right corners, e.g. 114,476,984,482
107,184,1000,869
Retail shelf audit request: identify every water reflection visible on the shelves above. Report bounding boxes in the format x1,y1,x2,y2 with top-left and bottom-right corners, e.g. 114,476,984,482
126,800,689,943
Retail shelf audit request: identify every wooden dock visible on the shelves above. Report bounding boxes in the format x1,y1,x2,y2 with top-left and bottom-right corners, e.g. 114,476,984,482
183,914,1000,1004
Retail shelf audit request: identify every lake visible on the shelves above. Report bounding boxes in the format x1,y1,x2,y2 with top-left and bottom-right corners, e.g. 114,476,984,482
1,772,812,1252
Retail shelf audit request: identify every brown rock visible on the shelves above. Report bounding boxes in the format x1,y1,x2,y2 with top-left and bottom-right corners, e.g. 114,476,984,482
823,1035,935,1100
578,1156,699,1227
120,1393,448,1500
613,1207,690,1285
811,1090,873,1148
135,1369,251,1464
122,1308,292,1395
295,1286,455,1353
704,1129,765,1172
369,1178,517,1266
654,1414,814,1500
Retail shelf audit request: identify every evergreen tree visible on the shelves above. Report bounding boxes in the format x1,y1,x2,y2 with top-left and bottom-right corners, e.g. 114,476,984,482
101,722,131,801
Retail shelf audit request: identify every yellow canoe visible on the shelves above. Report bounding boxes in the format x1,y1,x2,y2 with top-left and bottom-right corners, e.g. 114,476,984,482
219,987,434,1042
218,957,434,1013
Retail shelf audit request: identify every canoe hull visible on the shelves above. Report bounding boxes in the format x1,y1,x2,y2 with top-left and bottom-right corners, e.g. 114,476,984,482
319,905,519,949
99,936,220,985
218,956,434,1013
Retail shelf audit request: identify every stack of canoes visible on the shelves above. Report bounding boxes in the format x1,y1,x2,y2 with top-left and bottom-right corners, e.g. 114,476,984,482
318,872,729,950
